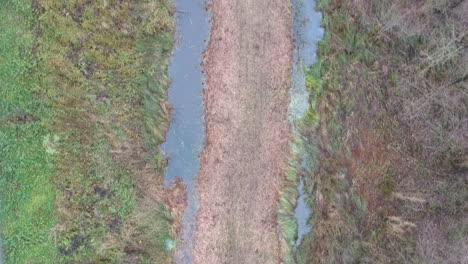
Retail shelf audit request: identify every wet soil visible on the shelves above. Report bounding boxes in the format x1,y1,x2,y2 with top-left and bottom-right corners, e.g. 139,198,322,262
194,0,293,263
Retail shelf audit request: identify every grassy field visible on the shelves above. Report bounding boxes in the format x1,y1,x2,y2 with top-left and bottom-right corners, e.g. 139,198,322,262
0,0,177,263
0,2,56,262
297,0,467,263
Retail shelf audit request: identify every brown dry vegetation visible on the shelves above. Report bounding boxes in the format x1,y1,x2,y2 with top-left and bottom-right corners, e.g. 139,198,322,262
297,0,467,263
194,0,293,263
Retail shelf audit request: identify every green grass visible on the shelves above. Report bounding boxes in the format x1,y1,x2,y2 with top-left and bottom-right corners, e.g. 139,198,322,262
0,1,56,262
1,0,176,263
278,149,301,264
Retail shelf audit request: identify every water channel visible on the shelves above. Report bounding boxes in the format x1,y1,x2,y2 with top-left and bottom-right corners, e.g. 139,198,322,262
160,0,210,262
291,0,324,249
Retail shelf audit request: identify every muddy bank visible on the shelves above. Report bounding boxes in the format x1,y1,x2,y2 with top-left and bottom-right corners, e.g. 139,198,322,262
194,0,293,263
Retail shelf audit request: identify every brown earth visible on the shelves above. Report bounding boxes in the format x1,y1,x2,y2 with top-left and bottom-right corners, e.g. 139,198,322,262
193,0,293,263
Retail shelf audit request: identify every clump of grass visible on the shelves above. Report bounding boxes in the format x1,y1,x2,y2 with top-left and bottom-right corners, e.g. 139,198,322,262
278,151,300,264
379,175,395,199
36,0,176,262
123,203,175,263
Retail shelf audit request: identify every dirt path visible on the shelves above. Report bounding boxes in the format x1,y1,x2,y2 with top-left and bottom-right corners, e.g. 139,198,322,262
193,0,293,263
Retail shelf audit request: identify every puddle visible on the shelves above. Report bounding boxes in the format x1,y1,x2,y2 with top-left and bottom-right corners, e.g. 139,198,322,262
294,178,312,248
290,0,324,250
160,0,210,263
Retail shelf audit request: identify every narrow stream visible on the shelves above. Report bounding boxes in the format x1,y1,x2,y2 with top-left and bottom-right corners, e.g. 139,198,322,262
160,0,210,263
291,0,324,250
163,0,321,260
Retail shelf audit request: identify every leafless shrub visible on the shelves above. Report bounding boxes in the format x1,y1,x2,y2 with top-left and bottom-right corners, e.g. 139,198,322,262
417,219,468,264
381,1,468,158
417,221,445,263
397,75,468,156
355,0,430,41
421,26,467,73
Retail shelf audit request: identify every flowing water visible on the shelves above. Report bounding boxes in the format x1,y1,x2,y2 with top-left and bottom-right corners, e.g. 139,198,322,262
291,0,324,249
160,0,210,262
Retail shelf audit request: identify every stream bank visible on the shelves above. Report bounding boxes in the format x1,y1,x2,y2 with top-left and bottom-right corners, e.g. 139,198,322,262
278,0,323,261
291,0,324,249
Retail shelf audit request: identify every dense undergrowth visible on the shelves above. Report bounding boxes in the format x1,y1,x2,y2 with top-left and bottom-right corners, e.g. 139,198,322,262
297,0,467,263
1,0,176,263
